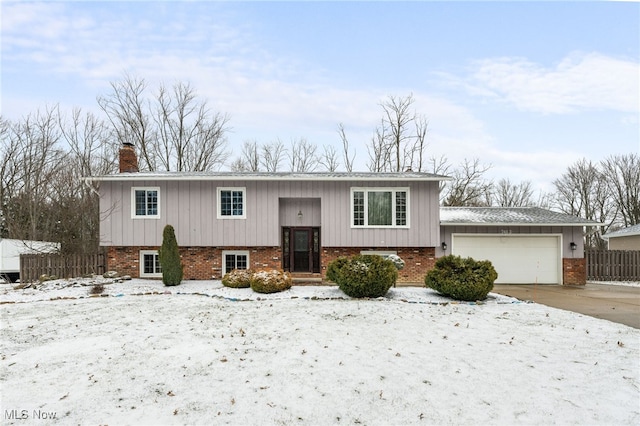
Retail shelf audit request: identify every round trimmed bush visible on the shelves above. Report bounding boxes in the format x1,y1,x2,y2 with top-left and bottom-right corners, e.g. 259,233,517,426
222,269,253,288
326,257,349,283
332,255,397,298
250,269,292,294
425,255,498,301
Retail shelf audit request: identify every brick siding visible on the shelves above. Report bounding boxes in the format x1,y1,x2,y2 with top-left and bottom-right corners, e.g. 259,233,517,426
563,257,587,286
108,245,436,283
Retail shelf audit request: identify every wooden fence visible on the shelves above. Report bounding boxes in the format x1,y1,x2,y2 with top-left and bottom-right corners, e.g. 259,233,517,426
20,251,107,283
586,250,640,281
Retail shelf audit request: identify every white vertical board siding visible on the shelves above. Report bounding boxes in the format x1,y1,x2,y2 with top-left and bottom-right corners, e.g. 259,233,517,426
100,178,441,247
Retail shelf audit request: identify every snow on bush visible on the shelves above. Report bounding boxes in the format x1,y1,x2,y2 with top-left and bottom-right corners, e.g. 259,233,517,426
330,254,397,298
249,269,292,294
425,255,498,301
221,269,253,288
387,254,405,270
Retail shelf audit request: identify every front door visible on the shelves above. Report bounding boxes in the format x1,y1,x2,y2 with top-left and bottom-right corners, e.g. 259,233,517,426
283,227,320,273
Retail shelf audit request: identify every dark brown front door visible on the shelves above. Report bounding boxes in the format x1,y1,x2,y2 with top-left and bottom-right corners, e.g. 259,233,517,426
283,227,320,273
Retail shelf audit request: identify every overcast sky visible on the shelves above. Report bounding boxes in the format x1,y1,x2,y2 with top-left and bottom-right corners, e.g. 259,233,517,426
2,1,638,192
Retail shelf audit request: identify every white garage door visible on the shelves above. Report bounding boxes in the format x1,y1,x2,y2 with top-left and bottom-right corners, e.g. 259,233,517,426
452,235,561,284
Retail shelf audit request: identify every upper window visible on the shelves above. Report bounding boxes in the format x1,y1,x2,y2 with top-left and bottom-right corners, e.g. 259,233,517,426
132,187,160,218
217,187,246,219
351,188,409,228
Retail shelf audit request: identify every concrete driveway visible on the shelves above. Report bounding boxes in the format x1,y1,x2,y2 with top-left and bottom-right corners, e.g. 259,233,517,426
492,283,640,329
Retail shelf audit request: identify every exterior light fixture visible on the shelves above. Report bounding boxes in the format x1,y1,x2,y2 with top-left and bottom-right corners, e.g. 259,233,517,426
570,242,577,251
297,210,303,220
441,242,447,251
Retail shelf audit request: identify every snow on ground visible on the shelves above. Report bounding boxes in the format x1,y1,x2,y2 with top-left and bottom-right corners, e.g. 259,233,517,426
1,278,639,425
589,280,640,288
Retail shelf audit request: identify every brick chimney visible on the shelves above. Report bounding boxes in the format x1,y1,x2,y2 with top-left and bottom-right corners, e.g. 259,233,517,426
119,142,139,173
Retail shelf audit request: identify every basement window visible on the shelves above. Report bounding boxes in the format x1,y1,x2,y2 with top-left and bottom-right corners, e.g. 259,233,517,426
222,251,249,276
140,250,162,278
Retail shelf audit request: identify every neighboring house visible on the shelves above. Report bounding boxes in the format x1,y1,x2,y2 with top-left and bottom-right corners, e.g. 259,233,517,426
0,239,60,282
87,144,597,284
602,224,640,250
440,207,599,285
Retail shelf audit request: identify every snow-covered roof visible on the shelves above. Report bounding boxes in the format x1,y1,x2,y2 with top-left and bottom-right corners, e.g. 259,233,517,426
440,207,600,226
86,171,450,182
602,224,640,239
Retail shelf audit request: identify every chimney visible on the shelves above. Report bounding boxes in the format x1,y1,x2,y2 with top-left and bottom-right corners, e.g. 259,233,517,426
119,142,139,173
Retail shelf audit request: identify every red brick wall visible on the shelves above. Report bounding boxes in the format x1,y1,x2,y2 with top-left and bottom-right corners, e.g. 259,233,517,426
563,257,586,285
108,246,282,280
108,245,436,283
322,247,436,284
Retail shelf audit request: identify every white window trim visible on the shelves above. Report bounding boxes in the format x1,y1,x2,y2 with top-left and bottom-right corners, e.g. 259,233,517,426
222,250,250,276
131,187,161,219
140,250,162,278
350,187,410,228
217,187,247,219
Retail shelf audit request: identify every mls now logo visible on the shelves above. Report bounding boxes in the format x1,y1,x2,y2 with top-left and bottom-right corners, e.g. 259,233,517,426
5,409,57,420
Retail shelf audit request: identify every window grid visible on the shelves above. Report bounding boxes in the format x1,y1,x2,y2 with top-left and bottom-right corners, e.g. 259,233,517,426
223,251,250,275
351,188,409,228
133,188,159,218
219,189,245,218
396,191,407,226
140,251,162,277
353,191,365,226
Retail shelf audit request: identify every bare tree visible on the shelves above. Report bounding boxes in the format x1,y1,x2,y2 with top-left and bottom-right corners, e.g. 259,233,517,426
553,158,614,248
98,75,230,172
367,119,391,172
601,153,640,227
260,139,286,172
337,123,355,172
238,140,261,172
365,94,430,172
154,81,230,171
442,158,492,207
1,107,67,243
57,109,118,253
97,74,156,170
288,138,318,172
492,178,535,207
319,144,340,172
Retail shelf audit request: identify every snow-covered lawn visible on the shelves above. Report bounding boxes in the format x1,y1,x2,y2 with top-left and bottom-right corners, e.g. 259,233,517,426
1,278,638,425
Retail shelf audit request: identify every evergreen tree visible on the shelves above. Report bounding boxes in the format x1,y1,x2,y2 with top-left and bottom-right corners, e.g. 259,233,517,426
159,224,182,286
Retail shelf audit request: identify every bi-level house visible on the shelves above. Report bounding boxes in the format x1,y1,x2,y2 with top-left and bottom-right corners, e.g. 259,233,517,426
87,143,596,285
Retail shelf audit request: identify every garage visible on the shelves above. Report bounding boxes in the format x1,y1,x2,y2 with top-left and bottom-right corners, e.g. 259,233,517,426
452,234,562,284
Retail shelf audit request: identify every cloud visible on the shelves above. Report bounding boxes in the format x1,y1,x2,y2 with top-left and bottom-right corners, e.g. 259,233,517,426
467,52,639,114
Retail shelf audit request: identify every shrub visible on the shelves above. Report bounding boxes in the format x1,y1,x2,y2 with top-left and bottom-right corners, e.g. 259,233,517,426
159,224,183,286
387,254,405,270
250,269,292,294
222,269,253,288
424,255,498,301
90,284,105,295
326,257,350,282
333,255,397,298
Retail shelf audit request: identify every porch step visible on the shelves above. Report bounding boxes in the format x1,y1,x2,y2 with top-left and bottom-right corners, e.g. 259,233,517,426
291,274,327,286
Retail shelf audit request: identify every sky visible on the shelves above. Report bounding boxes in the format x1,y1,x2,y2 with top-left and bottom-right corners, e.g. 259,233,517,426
1,278,639,424
2,1,639,193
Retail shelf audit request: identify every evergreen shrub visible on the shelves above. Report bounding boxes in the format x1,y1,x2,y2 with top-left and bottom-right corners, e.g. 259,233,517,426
159,224,183,286
326,257,349,282
250,269,292,294
330,254,397,298
222,269,253,288
424,255,498,301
